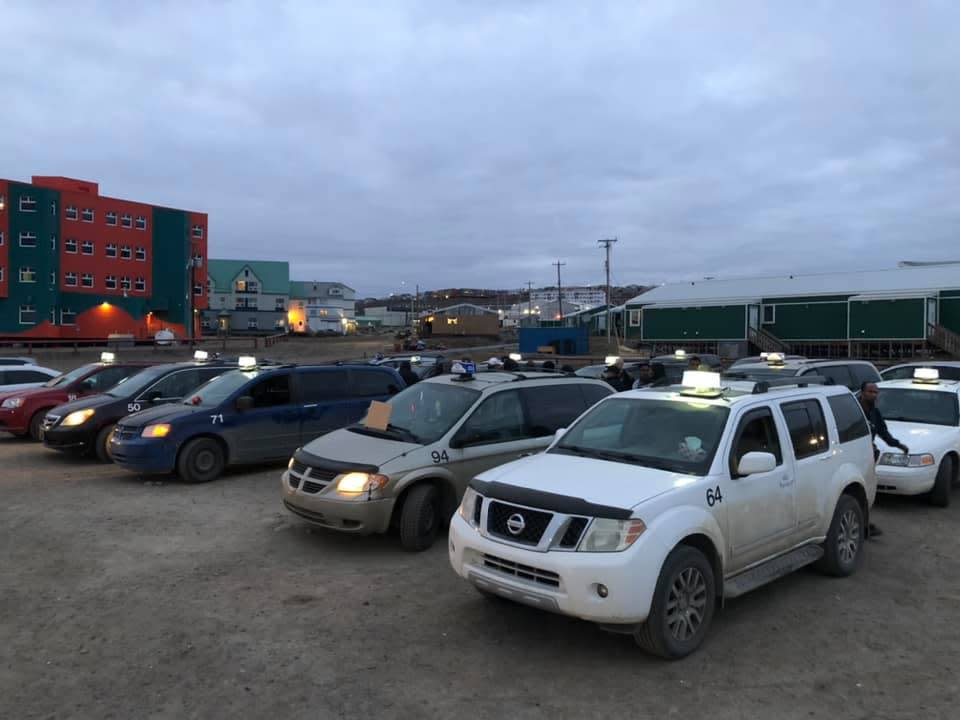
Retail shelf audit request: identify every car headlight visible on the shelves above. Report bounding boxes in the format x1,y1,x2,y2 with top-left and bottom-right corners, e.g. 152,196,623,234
336,472,389,494
62,408,95,426
1,397,24,409
458,487,481,527
141,423,172,439
879,452,935,468
578,518,647,552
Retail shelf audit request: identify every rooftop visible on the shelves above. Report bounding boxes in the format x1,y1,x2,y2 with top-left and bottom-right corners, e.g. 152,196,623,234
208,259,290,295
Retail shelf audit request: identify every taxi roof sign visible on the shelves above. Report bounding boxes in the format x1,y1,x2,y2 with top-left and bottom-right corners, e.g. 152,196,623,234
193,350,209,361
238,355,257,369
674,349,687,359
509,353,522,362
680,370,723,398
913,367,939,383
451,360,477,378
100,351,115,363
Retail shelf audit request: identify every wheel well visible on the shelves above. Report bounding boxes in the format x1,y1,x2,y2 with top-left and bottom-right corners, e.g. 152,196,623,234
390,477,458,529
176,433,229,467
841,482,869,526
944,451,960,483
679,533,722,597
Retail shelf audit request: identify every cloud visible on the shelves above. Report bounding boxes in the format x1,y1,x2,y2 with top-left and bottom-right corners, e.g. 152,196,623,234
2,0,958,296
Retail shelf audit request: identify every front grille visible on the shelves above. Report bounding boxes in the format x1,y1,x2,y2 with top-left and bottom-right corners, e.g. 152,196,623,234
290,459,309,476
288,474,301,490
113,426,139,442
558,517,588,548
487,501,553,546
302,480,326,494
473,497,483,526
482,554,560,588
42,414,60,430
302,466,337,483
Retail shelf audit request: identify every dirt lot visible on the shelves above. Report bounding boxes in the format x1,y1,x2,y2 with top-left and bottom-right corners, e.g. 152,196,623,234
2,438,959,719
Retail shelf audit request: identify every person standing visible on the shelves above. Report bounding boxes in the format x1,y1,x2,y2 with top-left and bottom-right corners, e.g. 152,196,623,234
859,381,909,538
632,363,656,389
603,358,634,392
398,360,419,386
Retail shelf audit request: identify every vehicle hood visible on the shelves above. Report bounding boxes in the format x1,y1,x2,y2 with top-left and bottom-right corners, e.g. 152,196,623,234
48,393,114,416
474,452,692,511
118,403,200,428
876,420,957,453
300,427,420,468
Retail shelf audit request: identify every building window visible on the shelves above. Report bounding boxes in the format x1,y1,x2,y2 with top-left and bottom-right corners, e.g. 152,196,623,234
18,231,37,248
81,208,94,222
81,273,94,288
120,246,132,260
628,309,641,327
121,213,132,228
19,267,36,283
50,235,57,250
134,277,146,292
120,277,131,291
105,275,117,290
275,297,285,311
60,309,77,325
135,215,147,230
235,297,257,310
192,225,204,238
19,196,37,213
19,304,37,324
0,267,4,282
247,317,258,330
82,240,94,255
235,280,258,293
762,305,776,324
135,247,146,261
194,284,203,296
49,271,56,285
106,243,117,258
201,317,212,330
65,271,78,286
105,211,118,226
275,318,286,330
65,205,78,220
0,231,4,246
65,238,78,254
192,253,203,264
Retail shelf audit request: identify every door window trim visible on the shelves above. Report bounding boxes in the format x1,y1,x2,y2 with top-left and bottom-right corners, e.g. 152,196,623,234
728,406,783,478
779,398,831,460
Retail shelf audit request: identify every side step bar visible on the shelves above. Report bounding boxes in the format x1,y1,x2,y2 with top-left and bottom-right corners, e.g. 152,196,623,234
724,544,823,599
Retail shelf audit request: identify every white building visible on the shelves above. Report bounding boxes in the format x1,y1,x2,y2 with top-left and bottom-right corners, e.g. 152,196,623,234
530,286,606,309
289,281,356,334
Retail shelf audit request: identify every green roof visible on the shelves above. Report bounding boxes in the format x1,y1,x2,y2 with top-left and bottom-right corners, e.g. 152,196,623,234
208,259,290,294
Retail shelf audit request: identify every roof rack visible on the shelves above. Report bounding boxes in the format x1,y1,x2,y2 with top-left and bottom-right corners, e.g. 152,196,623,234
748,376,829,394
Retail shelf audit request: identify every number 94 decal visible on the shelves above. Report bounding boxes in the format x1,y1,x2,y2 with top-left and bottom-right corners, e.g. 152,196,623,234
431,450,449,464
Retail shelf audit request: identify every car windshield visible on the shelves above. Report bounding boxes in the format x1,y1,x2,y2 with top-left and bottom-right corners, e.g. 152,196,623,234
43,363,96,388
106,365,175,397
185,369,259,407
876,388,959,426
351,382,480,445
550,397,730,475
882,366,960,381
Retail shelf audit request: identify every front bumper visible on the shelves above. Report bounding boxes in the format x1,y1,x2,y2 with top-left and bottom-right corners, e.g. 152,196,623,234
448,513,661,625
110,436,176,475
41,426,93,452
0,408,28,435
876,464,938,496
280,470,395,534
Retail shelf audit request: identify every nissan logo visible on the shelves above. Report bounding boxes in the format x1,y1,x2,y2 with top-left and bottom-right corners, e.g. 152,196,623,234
506,513,526,536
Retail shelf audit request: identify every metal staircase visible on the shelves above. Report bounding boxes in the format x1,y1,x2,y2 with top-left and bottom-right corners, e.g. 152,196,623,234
748,326,789,354
928,323,960,358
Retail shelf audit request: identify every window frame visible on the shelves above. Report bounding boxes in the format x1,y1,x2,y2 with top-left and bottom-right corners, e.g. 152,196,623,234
105,243,117,258
192,225,204,239
81,273,94,288
728,406,784,477
135,247,147,261
18,231,37,248
827,393,871,443
120,246,132,260
628,309,641,327
105,276,118,290
121,213,133,228
65,238,78,254
19,267,37,283
64,271,78,287
135,215,147,230
134,277,146,292
18,304,37,324
81,208,95,223
81,240,95,256
762,305,776,324
60,309,77,326
105,211,118,226
780,399,830,461
453,388,531,448
65,205,79,220
19,196,37,213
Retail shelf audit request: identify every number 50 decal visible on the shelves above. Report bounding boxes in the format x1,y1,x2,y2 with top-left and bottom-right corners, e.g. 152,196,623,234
706,486,723,507
127,403,141,413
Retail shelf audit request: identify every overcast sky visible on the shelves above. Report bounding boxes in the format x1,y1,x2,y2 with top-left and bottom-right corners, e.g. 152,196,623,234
3,1,958,296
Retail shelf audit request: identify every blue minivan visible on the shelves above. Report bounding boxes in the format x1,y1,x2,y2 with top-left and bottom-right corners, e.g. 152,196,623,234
110,362,405,483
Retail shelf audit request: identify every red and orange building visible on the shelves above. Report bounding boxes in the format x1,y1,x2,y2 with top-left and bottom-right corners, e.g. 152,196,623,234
0,176,207,339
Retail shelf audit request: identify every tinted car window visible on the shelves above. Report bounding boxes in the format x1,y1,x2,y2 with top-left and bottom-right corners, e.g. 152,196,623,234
876,388,959,426
298,369,349,402
730,409,783,476
581,383,614,407
827,393,871,443
781,400,829,459
808,365,854,389
521,385,588,437
6,370,52,384
457,390,528,445
89,365,140,391
143,369,203,400
249,373,292,408
351,369,401,397
850,363,881,387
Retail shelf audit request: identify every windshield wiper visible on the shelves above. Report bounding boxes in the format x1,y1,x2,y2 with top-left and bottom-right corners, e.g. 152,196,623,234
387,424,422,443
554,445,689,472
348,424,422,444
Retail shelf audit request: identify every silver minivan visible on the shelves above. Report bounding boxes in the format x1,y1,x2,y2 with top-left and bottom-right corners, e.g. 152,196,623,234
281,370,613,550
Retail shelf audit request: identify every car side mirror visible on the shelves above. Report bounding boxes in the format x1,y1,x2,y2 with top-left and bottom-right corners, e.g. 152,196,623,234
145,390,162,403
78,380,95,392
235,396,254,411
388,385,400,395
736,451,777,476
554,427,567,441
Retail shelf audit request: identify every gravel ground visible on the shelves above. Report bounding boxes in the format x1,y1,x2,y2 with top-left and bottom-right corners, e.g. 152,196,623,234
2,436,960,719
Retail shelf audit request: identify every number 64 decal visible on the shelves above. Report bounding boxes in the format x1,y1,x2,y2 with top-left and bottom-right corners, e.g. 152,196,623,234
706,486,723,507
127,403,141,413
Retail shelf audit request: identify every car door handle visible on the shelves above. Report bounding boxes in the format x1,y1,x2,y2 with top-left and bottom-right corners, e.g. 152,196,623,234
303,403,318,408
779,475,794,487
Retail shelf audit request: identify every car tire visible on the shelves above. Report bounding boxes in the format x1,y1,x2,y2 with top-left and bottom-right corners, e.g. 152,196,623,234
177,438,225,484
95,424,116,463
815,493,864,577
28,410,47,442
634,545,716,659
399,483,439,552
929,457,952,508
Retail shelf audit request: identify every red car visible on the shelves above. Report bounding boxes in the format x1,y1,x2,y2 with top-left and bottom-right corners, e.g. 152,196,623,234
0,361,152,440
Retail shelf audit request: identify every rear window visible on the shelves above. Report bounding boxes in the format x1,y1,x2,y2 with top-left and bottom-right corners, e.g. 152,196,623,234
850,363,881,388
807,365,854,389
520,385,589,437
298,369,349,402
827,393,870,443
781,399,829,460
4,370,51,384
351,369,401,397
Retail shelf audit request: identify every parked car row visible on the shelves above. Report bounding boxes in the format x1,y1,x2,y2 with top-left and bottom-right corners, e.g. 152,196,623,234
3,350,959,659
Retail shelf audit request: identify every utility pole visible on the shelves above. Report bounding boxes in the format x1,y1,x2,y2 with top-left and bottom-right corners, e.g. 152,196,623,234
597,237,618,346
553,260,566,321
526,281,534,320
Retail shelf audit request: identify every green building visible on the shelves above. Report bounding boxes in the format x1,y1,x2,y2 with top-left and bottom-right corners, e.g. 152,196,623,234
624,264,960,360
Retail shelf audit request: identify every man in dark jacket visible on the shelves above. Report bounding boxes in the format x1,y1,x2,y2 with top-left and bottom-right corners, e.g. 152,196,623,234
859,381,909,537
603,357,634,392
398,361,419,386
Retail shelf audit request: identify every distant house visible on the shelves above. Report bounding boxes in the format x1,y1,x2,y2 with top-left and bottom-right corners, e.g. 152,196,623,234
288,281,357,334
203,259,290,335
419,303,500,337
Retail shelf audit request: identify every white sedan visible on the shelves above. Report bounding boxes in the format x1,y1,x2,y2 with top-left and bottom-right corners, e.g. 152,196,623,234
875,372,960,506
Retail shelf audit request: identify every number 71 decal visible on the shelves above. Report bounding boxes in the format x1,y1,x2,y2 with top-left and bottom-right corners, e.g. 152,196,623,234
210,414,224,424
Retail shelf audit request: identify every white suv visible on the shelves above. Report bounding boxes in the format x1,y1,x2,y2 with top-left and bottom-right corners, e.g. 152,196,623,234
449,375,877,658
